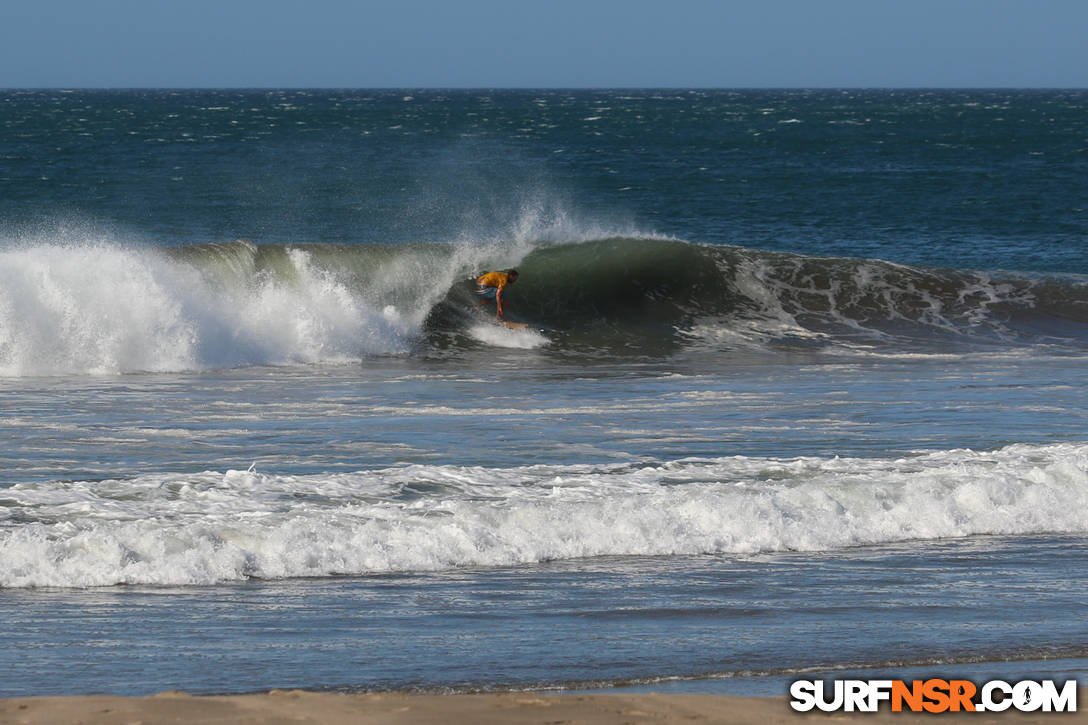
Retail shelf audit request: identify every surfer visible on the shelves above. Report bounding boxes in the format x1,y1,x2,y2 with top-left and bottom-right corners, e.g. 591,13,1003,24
475,269,519,320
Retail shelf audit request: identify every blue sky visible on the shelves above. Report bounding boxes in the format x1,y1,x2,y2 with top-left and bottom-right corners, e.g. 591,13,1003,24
1,0,1085,88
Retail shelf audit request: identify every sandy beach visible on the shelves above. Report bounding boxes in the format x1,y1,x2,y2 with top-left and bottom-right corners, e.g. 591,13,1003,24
2,690,1085,725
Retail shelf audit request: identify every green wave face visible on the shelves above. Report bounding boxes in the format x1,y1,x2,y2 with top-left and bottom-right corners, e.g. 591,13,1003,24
426,237,1088,356
4,237,1088,376
173,237,1088,357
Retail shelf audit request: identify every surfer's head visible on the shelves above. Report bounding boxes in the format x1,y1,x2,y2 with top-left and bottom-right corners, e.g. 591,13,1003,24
506,269,519,282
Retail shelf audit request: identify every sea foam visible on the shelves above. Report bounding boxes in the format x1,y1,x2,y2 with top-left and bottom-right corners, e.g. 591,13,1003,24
467,322,548,348
0,243,418,376
0,203,663,376
3,230,1087,376
2,442,1085,588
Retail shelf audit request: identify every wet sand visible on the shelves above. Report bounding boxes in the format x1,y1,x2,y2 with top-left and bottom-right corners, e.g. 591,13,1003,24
1,689,1084,724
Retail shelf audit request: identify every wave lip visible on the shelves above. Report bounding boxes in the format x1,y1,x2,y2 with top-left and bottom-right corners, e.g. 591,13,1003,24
421,236,1088,357
3,442,1086,588
503,238,1088,353
4,236,1088,376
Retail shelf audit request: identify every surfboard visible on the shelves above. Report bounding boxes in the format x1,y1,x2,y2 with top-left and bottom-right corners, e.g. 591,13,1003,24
464,284,535,332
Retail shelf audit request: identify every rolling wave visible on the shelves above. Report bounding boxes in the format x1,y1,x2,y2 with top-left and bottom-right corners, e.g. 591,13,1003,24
3,441,1087,587
486,238,1088,353
2,236,1087,375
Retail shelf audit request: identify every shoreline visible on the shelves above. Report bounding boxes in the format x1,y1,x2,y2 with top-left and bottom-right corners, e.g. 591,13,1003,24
3,690,1086,724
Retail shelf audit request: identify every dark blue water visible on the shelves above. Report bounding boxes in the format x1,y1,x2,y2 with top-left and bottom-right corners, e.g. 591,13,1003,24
3,89,1086,269
1,89,1087,697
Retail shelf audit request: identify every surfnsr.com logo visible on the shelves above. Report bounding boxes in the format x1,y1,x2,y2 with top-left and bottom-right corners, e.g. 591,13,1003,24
790,679,1078,713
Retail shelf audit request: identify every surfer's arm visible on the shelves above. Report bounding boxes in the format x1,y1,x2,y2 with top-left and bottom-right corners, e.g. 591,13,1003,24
495,286,505,318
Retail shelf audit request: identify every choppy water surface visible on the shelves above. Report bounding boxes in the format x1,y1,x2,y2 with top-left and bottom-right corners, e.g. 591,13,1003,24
1,89,1087,696
4,536,1087,697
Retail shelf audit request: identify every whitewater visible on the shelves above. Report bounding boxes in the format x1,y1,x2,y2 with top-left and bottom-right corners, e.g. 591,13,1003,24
3,88,1088,697
4,443,1088,588
4,234,1087,376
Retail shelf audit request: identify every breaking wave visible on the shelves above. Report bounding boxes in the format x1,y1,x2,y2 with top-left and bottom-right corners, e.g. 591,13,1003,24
2,236,1087,375
2,442,1087,587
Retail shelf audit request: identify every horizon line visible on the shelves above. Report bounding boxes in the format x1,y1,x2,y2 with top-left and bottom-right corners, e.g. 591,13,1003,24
3,85,1086,92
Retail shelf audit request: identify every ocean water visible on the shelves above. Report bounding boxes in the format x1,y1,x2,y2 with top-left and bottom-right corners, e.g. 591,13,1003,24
1,89,1087,696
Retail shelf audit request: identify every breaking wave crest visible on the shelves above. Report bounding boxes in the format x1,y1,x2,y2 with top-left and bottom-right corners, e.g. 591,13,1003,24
2,236,1087,375
2,442,1087,587
493,238,1088,353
